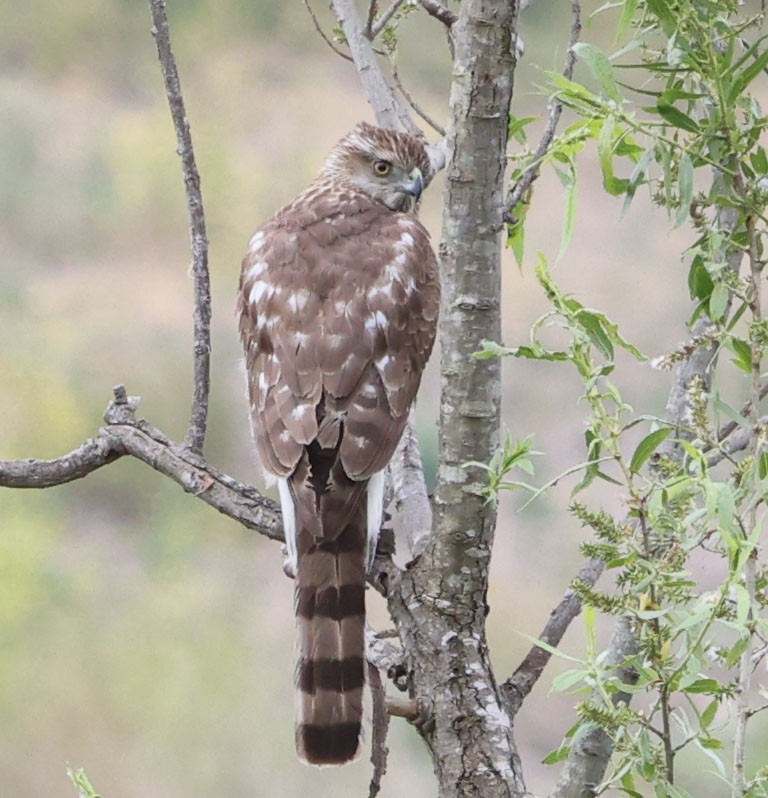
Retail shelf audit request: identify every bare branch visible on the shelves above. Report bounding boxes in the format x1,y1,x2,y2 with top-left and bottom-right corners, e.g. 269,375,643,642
329,0,420,134
302,0,354,62
0,436,122,488
504,0,581,223
148,0,211,455
370,0,408,39
0,387,283,542
391,61,446,136
706,415,768,467
365,0,379,38
503,557,605,717
417,0,458,27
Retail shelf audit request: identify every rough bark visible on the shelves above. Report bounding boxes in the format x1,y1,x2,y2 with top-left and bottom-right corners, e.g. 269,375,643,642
382,2,525,796
0,388,283,542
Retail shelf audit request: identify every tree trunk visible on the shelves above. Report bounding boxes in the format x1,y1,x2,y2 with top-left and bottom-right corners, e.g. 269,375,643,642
387,2,525,795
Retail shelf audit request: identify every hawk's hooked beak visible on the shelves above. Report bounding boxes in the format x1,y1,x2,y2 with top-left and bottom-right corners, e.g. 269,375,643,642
402,167,424,202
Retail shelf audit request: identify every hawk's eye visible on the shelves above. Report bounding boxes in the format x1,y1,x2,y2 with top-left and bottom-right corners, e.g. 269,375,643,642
372,160,391,176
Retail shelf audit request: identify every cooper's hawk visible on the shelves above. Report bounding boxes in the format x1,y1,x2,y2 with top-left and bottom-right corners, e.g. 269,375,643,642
238,122,439,765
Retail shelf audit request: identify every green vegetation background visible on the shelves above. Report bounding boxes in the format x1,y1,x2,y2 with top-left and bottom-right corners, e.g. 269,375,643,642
0,1,742,795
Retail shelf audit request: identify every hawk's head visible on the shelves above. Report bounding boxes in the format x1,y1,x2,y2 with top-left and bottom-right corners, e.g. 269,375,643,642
321,122,432,212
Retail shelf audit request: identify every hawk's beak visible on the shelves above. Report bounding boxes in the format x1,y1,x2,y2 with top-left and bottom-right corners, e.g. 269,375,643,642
402,168,424,201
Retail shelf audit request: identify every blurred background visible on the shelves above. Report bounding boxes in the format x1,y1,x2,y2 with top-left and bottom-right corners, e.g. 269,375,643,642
1,1,765,795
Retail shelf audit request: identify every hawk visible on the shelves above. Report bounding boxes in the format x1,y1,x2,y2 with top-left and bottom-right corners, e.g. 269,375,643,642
238,122,439,765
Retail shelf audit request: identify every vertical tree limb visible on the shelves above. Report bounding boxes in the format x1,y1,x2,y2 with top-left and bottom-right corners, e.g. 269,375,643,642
393,1,525,795
148,0,211,454
504,0,581,221
329,0,419,134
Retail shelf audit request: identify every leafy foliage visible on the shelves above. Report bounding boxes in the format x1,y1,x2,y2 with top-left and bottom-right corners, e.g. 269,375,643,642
494,1,768,794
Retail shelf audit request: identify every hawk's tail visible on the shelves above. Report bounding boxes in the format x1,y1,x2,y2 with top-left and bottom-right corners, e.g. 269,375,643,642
293,506,366,765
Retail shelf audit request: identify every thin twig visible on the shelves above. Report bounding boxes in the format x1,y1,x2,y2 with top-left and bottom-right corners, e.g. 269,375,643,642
391,61,446,135
148,0,211,454
371,0,408,39
503,557,604,716
417,0,458,27
706,415,768,467
365,0,379,38
716,382,768,443
731,162,764,798
302,0,354,61
504,0,581,223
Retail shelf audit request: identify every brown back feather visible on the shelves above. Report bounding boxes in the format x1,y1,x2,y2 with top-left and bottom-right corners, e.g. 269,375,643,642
238,124,439,765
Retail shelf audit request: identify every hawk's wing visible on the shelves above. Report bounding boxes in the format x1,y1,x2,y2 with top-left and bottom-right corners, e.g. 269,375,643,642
238,198,439,490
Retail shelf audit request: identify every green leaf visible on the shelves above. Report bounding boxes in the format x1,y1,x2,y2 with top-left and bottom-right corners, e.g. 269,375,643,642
617,0,638,36
473,340,516,360
688,255,714,301
684,678,721,694
511,345,570,362
542,744,571,765
751,147,768,175
577,310,614,359
67,768,102,798
515,631,582,662
727,43,768,105
507,114,537,144
698,737,723,750
708,282,729,321
597,115,630,196
645,0,677,31
656,103,700,134
675,152,694,227
629,428,672,474
559,170,578,261
551,668,589,692
727,336,752,374
506,205,527,268
734,583,751,626
548,73,600,106
572,42,622,103
701,698,719,728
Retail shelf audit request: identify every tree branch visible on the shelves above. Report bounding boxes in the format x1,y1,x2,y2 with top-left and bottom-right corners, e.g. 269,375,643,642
391,61,446,136
417,0,458,28
0,436,122,489
370,0,408,39
503,557,605,717
0,387,284,542
148,0,211,454
301,0,354,62
504,0,581,223
329,0,420,134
